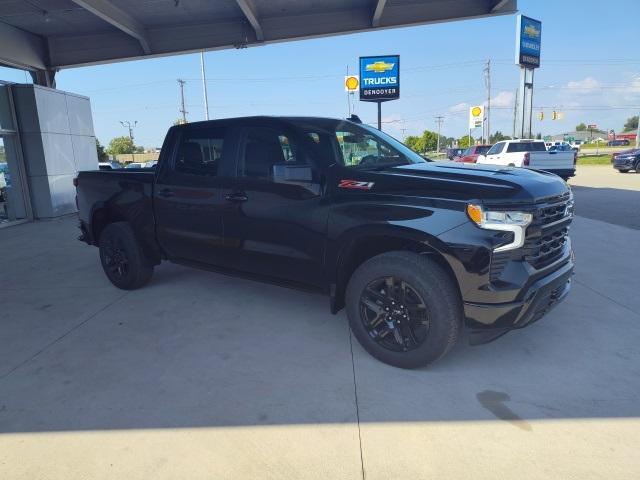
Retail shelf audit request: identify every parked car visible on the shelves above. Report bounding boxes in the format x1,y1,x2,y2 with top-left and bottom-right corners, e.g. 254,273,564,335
548,144,574,153
445,147,465,160
453,145,491,163
476,139,576,180
98,161,123,170
612,149,640,173
143,161,158,168
608,139,630,147
75,116,574,369
124,162,144,169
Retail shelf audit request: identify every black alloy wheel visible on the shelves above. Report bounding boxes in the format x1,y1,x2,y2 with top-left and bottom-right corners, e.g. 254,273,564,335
359,276,430,352
102,236,130,279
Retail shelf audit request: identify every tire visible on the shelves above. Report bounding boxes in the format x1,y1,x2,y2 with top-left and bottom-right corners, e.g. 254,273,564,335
619,169,630,173
346,251,461,369
99,222,153,290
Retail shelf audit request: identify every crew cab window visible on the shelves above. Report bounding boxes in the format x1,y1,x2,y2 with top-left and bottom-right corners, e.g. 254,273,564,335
175,128,225,176
239,127,307,180
506,142,547,153
486,142,505,155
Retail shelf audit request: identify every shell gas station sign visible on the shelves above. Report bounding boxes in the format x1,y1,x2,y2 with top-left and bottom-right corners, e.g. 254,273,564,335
344,75,359,92
469,105,484,129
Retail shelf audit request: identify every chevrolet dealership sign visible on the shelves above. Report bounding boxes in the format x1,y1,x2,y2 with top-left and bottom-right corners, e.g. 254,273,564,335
359,55,400,102
515,15,541,68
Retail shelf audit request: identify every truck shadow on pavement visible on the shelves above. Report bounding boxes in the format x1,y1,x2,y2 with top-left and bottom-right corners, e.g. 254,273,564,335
570,185,640,230
1,217,639,434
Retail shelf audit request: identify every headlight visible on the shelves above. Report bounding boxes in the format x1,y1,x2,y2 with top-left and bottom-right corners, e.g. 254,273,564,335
467,204,533,252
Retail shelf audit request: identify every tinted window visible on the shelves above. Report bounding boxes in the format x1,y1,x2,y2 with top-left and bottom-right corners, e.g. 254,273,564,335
240,127,305,180
175,128,225,176
506,142,547,153
486,142,505,155
476,146,491,154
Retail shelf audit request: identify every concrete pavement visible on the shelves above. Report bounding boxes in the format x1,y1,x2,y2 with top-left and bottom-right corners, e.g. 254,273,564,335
1,201,639,478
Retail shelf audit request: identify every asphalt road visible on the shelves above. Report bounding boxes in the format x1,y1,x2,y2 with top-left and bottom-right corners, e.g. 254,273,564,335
569,166,640,229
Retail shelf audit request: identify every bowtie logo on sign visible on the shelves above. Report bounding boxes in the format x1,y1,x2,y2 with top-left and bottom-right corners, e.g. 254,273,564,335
359,55,400,102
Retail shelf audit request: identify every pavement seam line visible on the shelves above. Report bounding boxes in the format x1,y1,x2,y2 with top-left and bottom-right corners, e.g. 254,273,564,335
574,279,640,318
348,328,366,480
0,291,129,382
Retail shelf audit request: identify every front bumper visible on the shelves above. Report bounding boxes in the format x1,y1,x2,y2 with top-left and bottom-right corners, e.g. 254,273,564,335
464,258,573,344
614,158,637,170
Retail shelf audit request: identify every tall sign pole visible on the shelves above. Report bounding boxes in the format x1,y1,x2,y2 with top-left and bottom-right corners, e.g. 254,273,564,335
200,52,210,120
359,55,400,131
514,15,541,139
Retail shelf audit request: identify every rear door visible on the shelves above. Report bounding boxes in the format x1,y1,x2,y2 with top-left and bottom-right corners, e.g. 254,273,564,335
221,122,327,287
480,141,506,164
154,124,240,265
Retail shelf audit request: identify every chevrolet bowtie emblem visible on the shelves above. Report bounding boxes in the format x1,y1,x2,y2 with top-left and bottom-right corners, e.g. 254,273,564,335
365,61,394,73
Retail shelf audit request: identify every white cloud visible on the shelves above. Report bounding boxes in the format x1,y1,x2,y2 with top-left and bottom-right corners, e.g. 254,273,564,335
566,77,600,92
488,90,515,108
449,102,468,113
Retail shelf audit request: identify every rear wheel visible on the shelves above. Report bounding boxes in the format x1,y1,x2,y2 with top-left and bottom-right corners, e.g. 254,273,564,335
99,222,153,290
346,251,461,369
619,169,630,173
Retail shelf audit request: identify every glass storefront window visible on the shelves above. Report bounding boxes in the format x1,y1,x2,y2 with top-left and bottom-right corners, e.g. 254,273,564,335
0,136,27,223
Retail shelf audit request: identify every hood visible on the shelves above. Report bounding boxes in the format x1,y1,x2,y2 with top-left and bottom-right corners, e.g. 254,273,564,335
371,161,569,204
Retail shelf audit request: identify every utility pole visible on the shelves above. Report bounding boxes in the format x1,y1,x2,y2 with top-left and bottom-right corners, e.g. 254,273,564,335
636,111,640,149
512,88,518,139
484,59,491,143
435,116,444,154
119,120,137,163
177,79,188,123
200,52,210,120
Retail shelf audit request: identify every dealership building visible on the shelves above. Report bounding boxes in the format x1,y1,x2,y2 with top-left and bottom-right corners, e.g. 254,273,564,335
0,0,517,227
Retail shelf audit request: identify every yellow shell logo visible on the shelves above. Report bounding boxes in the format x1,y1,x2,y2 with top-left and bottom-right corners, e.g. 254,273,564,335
345,76,359,90
471,106,482,117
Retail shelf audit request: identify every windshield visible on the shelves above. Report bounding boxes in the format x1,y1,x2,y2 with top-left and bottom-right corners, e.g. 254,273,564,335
334,122,427,169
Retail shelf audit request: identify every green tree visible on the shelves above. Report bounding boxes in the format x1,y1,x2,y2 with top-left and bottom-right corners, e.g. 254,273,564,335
576,123,587,131
95,138,108,161
489,131,510,143
458,135,474,148
623,115,638,131
404,135,425,153
421,130,439,152
107,136,135,155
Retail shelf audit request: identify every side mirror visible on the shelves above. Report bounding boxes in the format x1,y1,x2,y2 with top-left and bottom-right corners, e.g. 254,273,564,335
273,164,313,182
272,163,320,195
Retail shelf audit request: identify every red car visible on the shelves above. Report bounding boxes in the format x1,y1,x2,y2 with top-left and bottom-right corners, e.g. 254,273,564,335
453,145,492,163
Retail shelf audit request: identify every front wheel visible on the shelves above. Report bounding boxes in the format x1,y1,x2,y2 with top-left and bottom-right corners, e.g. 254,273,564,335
99,222,154,290
346,251,461,369
619,169,630,173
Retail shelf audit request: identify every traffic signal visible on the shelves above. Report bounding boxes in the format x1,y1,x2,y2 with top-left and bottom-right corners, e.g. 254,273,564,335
538,111,544,121
552,111,558,120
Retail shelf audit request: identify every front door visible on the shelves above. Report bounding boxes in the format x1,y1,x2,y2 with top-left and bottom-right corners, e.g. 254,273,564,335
221,124,327,287
154,125,238,265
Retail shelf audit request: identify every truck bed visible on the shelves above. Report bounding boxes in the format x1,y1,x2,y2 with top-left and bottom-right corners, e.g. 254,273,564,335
76,169,157,252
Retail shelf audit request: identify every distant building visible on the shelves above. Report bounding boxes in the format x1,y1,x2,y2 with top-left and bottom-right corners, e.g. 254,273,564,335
548,130,604,143
548,130,637,143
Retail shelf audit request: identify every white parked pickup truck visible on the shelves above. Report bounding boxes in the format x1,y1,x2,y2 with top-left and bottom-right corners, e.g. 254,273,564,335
476,139,576,180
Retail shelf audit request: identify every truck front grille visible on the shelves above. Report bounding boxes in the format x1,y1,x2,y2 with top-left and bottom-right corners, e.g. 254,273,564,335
524,195,573,270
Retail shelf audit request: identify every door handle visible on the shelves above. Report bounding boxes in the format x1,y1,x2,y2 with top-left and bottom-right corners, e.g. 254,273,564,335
158,188,175,197
225,192,248,202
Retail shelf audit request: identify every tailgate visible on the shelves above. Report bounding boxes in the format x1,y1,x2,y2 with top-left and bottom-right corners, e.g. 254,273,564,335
529,152,574,171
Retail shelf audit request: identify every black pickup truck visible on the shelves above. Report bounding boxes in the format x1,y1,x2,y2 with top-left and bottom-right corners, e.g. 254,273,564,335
76,116,574,368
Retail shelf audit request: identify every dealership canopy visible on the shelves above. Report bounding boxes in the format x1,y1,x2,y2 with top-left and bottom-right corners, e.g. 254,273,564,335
0,0,516,86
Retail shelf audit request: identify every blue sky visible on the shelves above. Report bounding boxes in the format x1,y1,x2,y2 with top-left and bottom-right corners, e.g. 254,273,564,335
2,0,639,148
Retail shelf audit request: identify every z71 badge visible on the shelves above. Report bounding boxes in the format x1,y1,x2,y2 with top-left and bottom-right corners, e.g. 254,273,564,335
338,180,375,190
